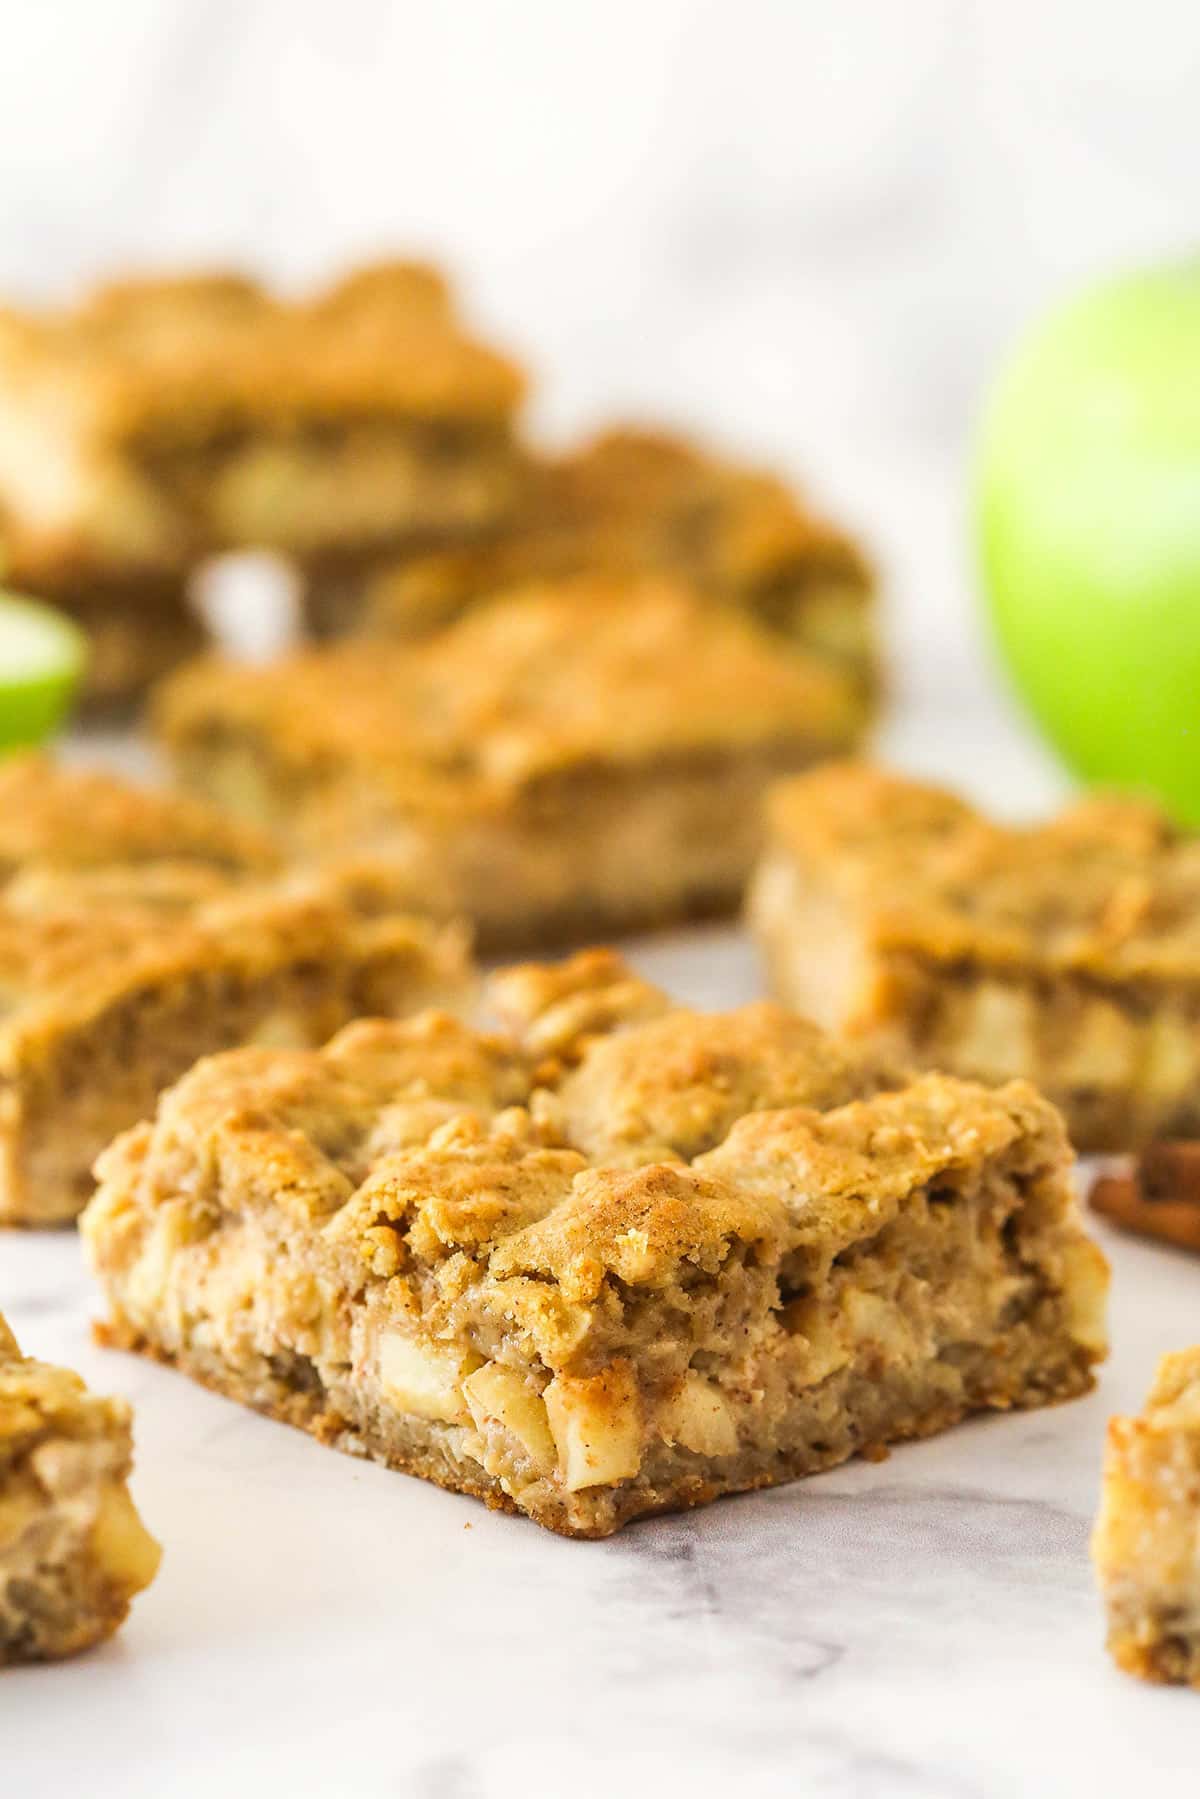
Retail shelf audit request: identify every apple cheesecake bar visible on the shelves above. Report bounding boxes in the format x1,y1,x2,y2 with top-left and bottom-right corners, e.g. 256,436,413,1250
83,949,1107,1538
154,574,865,950
0,756,471,1226
0,259,527,703
1093,1348,1200,1686
353,425,878,703
750,762,1200,1153
0,1312,160,1661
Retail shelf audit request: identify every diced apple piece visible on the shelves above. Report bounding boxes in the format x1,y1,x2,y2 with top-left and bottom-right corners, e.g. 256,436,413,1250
1059,998,1138,1087
91,1482,162,1591
1142,1010,1198,1097
1060,1238,1110,1356
657,1371,738,1457
124,1208,191,1319
543,1360,642,1492
957,982,1035,1081
378,1331,478,1425
250,1008,311,1050
462,1362,557,1474
779,1294,852,1385
842,1288,910,1355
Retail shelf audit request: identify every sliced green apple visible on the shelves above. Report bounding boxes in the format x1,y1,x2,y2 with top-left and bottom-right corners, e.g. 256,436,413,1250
0,590,87,751
976,260,1200,822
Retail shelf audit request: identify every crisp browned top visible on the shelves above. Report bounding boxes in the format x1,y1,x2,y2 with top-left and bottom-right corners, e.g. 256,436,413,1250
545,428,871,589
0,753,280,881
1144,1347,1200,1423
0,258,523,441
367,424,872,630
0,1312,130,1455
91,948,1069,1317
767,762,1200,982
156,575,864,814
0,755,469,1070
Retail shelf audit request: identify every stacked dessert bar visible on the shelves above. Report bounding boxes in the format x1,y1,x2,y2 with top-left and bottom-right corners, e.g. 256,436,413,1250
0,261,527,705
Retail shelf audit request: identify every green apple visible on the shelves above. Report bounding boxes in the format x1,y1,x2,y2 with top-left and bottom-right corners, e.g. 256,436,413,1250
976,260,1200,821
0,590,86,751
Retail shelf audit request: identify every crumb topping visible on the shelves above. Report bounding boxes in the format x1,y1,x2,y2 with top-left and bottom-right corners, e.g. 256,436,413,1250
367,424,872,623
156,576,863,813
91,950,1072,1315
0,755,469,1097
768,762,1200,979
0,753,279,880
0,259,524,437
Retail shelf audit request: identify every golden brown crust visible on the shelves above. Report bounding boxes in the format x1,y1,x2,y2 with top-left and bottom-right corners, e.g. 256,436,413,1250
160,576,860,807
0,258,524,439
487,946,672,1061
0,877,469,1059
546,427,873,592
0,757,474,1226
0,1312,160,1660
157,579,866,948
752,763,1200,1152
762,762,1195,980
366,425,872,621
541,1000,902,1167
356,425,877,700
0,258,527,602
0,751,279,879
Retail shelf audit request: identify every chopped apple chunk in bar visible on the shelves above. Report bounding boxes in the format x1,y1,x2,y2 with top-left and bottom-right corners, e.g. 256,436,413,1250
750,761,1200,1152
0,754,472,1226
82,949,1107,1537
0,1312,159,1661
1094,1348,1200,1687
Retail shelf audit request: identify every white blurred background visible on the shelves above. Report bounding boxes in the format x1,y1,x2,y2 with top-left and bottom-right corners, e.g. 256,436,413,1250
2,0,1197,795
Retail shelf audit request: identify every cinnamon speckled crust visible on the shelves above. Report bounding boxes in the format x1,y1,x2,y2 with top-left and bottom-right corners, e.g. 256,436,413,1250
0,1312,160,1661
1094,1349,1200,1686
155,576,866,950
83,949,1108,1538
350,425,877,700
0,757,473,1227
750,762,1200,1152
0,258,521,454
0,753,280,880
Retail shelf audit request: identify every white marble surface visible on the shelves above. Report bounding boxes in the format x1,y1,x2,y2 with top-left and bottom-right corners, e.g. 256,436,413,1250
0,909,1198,1797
